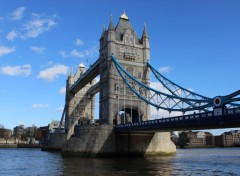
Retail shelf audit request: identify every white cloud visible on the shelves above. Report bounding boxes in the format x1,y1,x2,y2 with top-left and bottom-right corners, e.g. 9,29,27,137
150,81,168,94
150,106,182,120
0,64,31,76
32,104,49,109
6,30,18,41
75,38,84,46
59,51,67,58
31,46,45,54
0,46,15,56
71,49,84,58
10,7,26,20
55,106,64,112
95,76,100,83
59,87,66,94
159,66,171,74
60,45,98,59
22,13,57,38
38,64,69,81
149,81,183,119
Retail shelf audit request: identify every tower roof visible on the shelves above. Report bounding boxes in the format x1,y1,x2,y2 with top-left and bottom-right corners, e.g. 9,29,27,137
108,16,115,31
79,63,85,68
115,12,140,44
142,23,149,39
120,12,129,20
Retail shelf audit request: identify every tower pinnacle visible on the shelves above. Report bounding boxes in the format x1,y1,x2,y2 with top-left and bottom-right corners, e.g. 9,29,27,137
108,15,115,31
120,12,129,20
142,23,149,39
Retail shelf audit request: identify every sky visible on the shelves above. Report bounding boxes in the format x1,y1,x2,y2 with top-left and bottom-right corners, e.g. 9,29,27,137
0,0,239,135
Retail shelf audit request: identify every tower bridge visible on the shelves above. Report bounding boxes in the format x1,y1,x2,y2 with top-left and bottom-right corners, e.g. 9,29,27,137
42,13,240,157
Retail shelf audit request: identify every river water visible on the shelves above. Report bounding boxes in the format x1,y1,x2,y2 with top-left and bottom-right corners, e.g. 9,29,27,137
0,148,239,176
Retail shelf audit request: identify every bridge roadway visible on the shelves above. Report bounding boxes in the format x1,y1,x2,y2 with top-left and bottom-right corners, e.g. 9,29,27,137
115,107,240,133
69,59,100,94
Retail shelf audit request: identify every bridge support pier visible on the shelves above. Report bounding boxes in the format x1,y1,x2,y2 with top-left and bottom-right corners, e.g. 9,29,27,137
41,132,67,151
116,132,176,156
61,125,176,157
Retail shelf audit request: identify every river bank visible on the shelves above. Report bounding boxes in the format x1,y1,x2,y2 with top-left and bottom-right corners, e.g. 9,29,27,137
0,143,40,148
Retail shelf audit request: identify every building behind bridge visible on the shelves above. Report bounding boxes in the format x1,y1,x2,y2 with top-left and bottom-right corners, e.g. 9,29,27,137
215,130,240,147
176,130,240,148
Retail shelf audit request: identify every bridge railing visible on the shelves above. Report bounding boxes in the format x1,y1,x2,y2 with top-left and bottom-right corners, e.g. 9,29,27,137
115,107,240,129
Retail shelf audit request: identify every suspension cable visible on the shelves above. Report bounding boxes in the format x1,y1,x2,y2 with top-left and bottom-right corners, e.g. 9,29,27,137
124,84,126,124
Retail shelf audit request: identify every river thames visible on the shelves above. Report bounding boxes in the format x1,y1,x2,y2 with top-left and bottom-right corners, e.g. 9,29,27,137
0,148,239,175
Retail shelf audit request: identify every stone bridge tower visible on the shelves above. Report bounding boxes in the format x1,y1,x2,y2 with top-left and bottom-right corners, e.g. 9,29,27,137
65,64,96,137
99,13,150,124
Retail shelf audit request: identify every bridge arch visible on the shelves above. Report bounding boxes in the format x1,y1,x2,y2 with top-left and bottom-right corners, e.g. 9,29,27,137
114,106,144,125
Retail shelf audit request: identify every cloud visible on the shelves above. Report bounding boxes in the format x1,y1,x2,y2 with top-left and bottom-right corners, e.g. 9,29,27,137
0,64,31,76
0,46,15,56
148,81,183,119
59,87,66,94
150,81,168,94
32,104,49,109
10,7,26,20
60,45,98,59
55,106,64,112
6,30,18,41
71,49,84,58
59,51,67,58
38,64,69,81
159,66,171,74
31,46,45,54
75,38,84,46
95,76,100,83
22,13,57,38
150,106,182,120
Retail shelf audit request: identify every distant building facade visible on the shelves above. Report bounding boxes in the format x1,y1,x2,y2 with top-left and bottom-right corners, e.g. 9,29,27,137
215,130,240,147
13,125,25,139
178,131,214,148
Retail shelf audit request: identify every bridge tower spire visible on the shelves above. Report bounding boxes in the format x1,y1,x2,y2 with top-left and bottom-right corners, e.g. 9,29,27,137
99,13,150,124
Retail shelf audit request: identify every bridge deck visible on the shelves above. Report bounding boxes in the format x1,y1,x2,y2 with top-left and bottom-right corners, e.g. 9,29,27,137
69,59,100,93
115,108,240,132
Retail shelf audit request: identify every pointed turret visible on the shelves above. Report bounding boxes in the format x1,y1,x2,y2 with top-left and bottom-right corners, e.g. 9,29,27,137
142,23,150,63
142,23,149,39
100,26,105,39
67,69,74,88
107,15,116,50
108,16,115,31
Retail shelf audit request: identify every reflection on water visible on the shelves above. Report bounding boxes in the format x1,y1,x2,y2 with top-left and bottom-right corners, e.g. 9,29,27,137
62,156,174,176
0,148,240,175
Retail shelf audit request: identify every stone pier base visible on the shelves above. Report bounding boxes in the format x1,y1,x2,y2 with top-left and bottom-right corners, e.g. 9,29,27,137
62,125,116,157
62,125,176,157
41,132,67,151
116,132,176,156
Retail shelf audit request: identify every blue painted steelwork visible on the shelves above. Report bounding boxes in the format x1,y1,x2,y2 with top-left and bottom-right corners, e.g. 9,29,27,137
112,55,240,113
69,59,100,93
148,62,211,112
148,62,240,110
112,55,212,112
115,107,240,132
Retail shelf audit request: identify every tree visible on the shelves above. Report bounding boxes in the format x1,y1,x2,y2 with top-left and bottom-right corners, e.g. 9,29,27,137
0,124,4,129
3,130,11,144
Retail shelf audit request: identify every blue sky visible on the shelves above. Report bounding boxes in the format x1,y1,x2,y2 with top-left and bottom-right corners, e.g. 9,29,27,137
0,1,239,135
